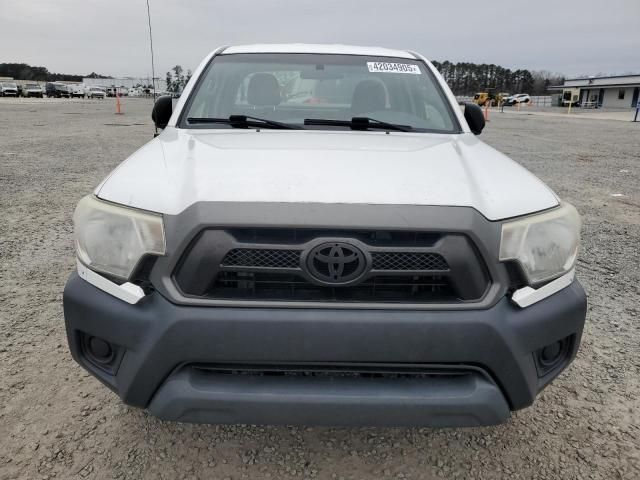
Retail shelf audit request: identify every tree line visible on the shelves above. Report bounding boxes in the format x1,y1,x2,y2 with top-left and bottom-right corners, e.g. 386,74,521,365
165,65,192,93
2,61,564,96
431,60,564,96
0,63,109,82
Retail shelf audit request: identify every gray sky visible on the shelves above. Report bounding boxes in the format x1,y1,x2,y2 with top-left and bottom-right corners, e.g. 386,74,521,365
1,0,639,78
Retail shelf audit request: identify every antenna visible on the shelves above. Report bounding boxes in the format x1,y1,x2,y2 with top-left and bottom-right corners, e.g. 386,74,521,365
146,0,157,102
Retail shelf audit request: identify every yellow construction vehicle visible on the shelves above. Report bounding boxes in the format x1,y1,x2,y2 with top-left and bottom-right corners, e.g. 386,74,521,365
473,92,491,106
473,90,509,107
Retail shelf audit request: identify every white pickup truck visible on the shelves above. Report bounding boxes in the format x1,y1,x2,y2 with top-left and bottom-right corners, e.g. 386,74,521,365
69,84,86,98
64,44,586,428
20,83,44,98
0,82,19,96
86,87,106,99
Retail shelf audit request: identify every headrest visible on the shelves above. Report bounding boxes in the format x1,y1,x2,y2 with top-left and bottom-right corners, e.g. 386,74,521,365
351,80,386,115
247,73,281,106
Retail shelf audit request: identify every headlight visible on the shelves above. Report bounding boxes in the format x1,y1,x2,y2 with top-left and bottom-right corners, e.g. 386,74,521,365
74,195,165,280
499,202,581,285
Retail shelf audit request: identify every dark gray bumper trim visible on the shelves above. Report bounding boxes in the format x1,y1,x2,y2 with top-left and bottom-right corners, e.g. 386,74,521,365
148,367,510,427
63,272,587,422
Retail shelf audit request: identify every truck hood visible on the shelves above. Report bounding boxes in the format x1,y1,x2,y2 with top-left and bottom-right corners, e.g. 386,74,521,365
97,128,558,220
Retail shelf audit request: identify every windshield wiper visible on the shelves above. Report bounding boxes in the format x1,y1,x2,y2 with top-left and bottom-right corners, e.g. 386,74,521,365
304,117,413,132
187,115,303,130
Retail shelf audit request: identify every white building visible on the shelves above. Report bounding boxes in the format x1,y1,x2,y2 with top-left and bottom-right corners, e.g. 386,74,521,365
551,74,640,108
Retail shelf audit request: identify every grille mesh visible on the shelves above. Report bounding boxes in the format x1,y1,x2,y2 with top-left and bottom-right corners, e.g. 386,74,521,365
372,252,448,271
221,249,300,268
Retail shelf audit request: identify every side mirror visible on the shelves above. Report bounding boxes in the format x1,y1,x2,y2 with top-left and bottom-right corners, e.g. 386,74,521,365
151,95,173,129
462,102,485,135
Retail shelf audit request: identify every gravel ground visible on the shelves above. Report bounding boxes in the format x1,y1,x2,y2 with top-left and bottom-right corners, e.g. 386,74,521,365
0,98,639,480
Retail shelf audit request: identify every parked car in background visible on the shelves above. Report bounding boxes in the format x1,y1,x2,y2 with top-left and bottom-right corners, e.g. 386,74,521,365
87,86,106,99
70,84,86,98
20,83,44,98
504,93,531,106
0,82,19,96
46,82,70,98
496,92,511,104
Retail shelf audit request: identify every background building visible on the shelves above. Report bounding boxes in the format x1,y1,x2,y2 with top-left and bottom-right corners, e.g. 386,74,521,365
551,74,640,108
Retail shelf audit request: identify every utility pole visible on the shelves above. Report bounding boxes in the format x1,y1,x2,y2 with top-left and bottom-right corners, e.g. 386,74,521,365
146,0,157,102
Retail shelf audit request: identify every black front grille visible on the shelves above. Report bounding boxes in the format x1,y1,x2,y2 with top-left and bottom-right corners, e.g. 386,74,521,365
173,228,490,304
222,248,300,268
372,252,448,271
211,271,455,303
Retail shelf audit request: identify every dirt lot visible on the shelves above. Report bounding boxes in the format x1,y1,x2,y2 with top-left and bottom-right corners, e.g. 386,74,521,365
1,98,639,480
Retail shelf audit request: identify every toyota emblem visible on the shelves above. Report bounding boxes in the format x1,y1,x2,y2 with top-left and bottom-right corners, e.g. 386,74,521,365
305,241,368,285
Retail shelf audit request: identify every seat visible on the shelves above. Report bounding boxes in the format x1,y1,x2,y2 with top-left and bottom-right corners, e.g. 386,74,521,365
247,73,281,107
351,80,386,115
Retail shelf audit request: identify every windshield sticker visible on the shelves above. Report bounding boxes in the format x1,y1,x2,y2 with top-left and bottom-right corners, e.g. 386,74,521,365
367,62,421,74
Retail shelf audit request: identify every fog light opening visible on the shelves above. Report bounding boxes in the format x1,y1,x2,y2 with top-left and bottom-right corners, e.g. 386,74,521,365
540,342,563,366
80,333,119,372
535,335,574,377
88,336,114,363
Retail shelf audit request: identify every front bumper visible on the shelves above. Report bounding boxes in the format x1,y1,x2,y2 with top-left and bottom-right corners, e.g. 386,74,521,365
63,272,587,427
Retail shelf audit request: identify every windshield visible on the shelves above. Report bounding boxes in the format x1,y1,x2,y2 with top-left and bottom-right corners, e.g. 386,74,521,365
181,53,459,133
3,82,17,88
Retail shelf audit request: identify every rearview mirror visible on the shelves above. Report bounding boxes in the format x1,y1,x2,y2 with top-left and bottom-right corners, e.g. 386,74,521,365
151,95,173,129
462,102,485,135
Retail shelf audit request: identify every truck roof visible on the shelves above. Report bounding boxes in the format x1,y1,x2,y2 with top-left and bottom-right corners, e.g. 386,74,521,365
222,43,416,59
